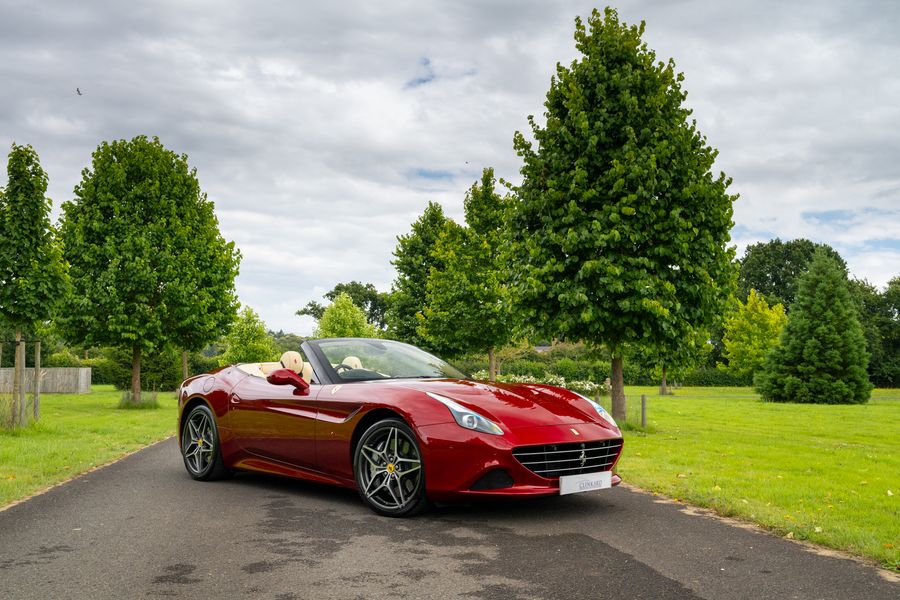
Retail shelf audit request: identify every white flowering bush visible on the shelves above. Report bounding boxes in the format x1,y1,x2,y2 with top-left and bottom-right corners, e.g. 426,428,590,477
471,371,609,396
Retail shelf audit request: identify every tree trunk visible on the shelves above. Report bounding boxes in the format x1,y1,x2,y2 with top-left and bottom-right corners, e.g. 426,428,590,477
488,347,496,382
33,340,41,421
610,355,626,424
181,350,189,381
12,330,21,427
659,364,668,396
131,345,142,405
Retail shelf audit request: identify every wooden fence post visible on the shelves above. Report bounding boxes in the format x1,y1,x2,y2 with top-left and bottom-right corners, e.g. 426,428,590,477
641,394,647,428
15,330,25,426
34,340,41,421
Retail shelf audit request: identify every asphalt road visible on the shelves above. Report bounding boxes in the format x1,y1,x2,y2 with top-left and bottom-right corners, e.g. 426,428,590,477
0,439,896,600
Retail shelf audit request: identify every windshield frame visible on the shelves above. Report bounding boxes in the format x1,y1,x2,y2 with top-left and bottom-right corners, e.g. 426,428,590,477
301,338,470,385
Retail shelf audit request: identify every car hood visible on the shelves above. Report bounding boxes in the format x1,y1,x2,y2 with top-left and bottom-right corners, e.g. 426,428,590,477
399,379,615,432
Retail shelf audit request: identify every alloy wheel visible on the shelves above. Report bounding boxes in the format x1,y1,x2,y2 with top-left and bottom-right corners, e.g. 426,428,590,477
357,425,423,512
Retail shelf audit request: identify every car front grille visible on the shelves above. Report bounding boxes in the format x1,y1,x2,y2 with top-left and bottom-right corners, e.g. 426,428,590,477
512,439,623,479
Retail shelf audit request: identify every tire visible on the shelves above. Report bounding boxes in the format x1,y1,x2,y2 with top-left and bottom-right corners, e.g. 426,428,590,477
353,418,429,517
181,403,230,481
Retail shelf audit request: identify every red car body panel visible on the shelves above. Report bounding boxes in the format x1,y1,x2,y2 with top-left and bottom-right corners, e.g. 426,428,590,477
178,357,623,503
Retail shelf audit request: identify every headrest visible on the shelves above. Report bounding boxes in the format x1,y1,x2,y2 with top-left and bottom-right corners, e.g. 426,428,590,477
343,355,363,370
280,351,304,375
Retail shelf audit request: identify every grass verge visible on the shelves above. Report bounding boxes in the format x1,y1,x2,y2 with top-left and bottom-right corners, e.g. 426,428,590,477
0,385,176,508
608,386,899,571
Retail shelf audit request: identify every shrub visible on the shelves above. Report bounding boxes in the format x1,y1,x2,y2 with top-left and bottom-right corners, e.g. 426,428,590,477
501,359,548,378
45,349,84,368
682,366,751,387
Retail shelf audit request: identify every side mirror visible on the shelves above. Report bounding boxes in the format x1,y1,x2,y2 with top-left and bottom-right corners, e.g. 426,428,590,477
266,368,311,396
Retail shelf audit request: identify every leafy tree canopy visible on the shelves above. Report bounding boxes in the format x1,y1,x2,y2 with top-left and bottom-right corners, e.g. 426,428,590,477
419,169,514,374
314,292,378,338
848,277,900,387
269,330,308,355
508,8,736,419
386,201,449,349
58,135,240,401
298,281,389,329
755,252,871,404
738,238,845,308
0,143,68,334
720,289,787,379
221,306,280,365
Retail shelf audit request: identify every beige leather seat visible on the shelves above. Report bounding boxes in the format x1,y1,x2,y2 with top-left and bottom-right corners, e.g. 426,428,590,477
280,351,303,374
258,361,282,376
343,355,363,370
238,351,314,382
281,350,314,381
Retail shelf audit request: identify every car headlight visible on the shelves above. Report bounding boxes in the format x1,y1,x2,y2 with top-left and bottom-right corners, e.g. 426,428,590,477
426,392,503,435
574,391,619,430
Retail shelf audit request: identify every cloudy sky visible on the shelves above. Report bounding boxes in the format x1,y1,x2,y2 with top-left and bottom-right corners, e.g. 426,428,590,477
1,0,898,334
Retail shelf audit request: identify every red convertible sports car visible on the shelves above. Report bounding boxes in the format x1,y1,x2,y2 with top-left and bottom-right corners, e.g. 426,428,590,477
178,338,623,516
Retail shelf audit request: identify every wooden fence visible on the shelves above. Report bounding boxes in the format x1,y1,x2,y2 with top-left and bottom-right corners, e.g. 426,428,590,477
0,368,92,394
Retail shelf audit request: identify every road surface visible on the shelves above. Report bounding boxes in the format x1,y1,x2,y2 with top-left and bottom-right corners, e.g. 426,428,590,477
0,438,895,599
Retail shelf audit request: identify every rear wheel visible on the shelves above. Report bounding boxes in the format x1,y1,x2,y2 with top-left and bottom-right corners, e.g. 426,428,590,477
354,419,429,517
181,404,230,481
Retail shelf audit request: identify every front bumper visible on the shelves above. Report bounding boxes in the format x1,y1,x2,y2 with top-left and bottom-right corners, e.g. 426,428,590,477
416,421,623,503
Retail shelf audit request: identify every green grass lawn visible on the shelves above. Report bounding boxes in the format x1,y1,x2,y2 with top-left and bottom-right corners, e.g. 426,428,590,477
0,385,176,507
604,387,900,571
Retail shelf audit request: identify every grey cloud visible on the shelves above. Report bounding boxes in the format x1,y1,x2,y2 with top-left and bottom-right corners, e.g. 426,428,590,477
1,0,898,334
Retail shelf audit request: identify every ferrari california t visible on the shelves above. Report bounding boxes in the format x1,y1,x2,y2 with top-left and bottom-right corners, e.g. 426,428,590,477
177,338,623,516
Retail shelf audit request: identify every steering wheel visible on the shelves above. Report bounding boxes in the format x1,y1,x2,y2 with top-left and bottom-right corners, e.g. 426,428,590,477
334,363,354,373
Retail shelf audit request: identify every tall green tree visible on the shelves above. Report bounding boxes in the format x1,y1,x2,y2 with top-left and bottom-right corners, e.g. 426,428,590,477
882,277,900,386
297,281,389,329
720,289,787,380
849,277,900,387
0,143,68,426
221,306,279,365
755,252,871,404
738,238,845,308
168,183,240,380
419,169,514,379
508,8,736,421
386,201,449,350
59,136,240,404
313,292,378,338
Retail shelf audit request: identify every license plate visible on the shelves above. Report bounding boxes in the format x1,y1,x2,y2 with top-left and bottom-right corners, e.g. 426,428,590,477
559,471,612,495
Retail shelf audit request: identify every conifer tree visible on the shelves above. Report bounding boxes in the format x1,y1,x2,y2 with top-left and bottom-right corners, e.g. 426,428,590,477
755,252,871,404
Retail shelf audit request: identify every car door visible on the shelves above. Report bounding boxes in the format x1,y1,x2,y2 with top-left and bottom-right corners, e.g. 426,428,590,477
314,382,368,481
228,373,322,470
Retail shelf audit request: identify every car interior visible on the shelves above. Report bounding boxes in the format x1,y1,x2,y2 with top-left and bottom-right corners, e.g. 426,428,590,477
236,350,315,382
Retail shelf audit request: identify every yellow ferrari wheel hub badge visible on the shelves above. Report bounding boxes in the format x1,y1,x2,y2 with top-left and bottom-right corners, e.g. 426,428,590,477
386,463,395,473
198,439,204,447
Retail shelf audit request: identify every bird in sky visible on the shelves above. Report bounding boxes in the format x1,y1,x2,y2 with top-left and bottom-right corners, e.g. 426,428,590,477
76,87,82,96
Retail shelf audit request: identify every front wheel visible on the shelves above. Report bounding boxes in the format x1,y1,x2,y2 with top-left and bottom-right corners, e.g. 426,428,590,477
181,404,230,481
354,419,429,517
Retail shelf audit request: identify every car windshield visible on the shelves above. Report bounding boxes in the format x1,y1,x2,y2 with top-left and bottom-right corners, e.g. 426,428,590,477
309,338,468,382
